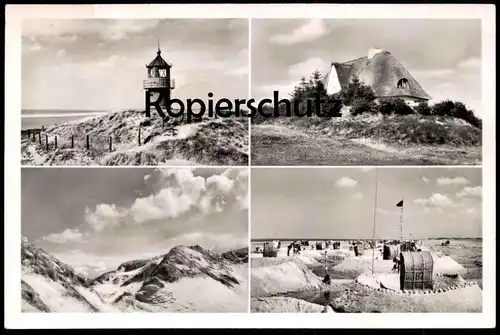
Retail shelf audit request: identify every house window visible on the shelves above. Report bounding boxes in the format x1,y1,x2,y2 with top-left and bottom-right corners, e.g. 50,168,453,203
159,69,167,77
397,78,409,89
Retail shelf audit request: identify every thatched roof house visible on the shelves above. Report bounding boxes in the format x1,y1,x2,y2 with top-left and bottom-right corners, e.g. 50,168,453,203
323,48,431,105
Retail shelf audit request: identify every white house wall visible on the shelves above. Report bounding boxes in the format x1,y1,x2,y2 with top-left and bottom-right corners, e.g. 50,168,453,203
325,65,342,96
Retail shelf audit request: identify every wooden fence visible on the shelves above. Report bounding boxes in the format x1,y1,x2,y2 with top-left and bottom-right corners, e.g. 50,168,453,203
21,110,246,153
24,126,153,153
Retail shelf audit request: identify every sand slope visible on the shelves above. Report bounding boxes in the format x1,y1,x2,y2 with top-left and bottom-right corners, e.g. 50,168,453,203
22,238,249,313
21,110,249,166
251,297,334,313
251,255,325,297
332,282,482,313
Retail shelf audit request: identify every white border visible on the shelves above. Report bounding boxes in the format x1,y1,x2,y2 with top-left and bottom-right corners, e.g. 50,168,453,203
5,4,496,329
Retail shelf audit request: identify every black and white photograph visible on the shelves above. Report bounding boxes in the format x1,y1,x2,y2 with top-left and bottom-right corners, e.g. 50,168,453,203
251,19,482,166
21,167,249,312
250,167,482,313
5,3,495,330
21,19,249,166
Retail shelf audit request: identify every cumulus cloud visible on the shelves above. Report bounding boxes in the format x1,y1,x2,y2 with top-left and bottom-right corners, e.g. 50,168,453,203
457,186,482,198
422,177,430,183
269,19,329,45
41,228,87,244
335,176,358,188
414,193,454,207
437,177,469,186
42,168,248,246
361,167,375,172
54,229,248,276
88,168,247,231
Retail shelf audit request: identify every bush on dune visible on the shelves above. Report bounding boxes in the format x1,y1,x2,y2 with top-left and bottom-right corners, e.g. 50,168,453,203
340,76,376,107
350,98,377,116
377,98,415,116
254,71,482,147
102,119,248,166
304,114,482,146
252,70,342,125
415,101,432,116
431,100,482,129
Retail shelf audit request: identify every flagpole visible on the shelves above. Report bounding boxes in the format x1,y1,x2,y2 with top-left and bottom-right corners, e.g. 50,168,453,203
399,196,404,243
371,168,379,275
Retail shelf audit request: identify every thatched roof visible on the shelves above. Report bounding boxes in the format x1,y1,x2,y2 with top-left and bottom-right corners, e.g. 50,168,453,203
324,50,431,100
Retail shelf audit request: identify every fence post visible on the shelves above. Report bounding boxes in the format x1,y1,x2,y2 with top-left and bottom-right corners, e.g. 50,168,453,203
45,135,49,150
54,136,58,148
27,130,30,140
86,135,90,150
32,132,36,142
109,136,112,152
71,135,74,149
38,132,42,145
138,127,141,146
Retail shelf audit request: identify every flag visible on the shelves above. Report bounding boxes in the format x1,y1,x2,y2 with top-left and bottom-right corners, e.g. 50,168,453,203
396,200,404,207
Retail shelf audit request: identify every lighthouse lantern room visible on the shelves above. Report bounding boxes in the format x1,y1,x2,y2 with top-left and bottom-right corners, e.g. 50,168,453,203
143,42,175,111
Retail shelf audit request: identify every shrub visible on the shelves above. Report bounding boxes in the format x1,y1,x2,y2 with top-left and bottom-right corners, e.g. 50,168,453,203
350,98,377,116
340,76,376,106
415,101,432,116
431,100,482,129
287,70,343,119
377,98,415,116
431,100,456,117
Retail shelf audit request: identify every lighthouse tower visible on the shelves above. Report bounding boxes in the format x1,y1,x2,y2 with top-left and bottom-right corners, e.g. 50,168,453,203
143,42,175,113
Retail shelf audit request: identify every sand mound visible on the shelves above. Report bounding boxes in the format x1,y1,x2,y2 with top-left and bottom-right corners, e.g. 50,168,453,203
251,259,324,297
300,249,351,263
433,255,467,275
332,281,482,313
357,272,468,292
285,114,482,147
332,258,373,278
251,297,334,313
21,110,249,166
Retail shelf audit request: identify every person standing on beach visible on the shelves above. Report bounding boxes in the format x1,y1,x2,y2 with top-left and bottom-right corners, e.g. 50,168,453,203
287,243,293,257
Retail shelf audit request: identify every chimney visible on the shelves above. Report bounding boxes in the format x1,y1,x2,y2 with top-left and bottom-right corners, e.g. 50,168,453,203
368,47,384,60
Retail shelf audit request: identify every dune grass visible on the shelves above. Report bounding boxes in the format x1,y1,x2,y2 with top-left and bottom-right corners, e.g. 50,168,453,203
251,114,481,166
21,110,249,166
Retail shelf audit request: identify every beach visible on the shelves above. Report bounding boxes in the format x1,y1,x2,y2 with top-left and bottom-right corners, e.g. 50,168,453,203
250,239,482,313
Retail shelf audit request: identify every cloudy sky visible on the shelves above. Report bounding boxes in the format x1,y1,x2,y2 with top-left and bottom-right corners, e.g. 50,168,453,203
252,19,482,117
252,167,482,240
22,19,248,111
22,167,249,277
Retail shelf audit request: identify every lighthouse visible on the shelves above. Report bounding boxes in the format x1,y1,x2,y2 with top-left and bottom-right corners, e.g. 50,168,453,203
143,42,175,116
